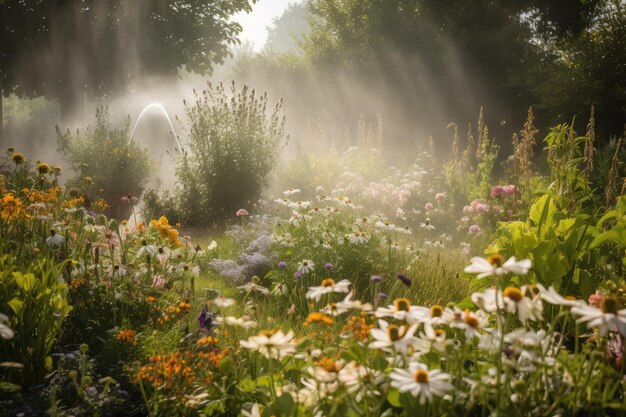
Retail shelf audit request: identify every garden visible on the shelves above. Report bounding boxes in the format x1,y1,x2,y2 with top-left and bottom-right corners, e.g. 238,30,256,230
2,1,626,417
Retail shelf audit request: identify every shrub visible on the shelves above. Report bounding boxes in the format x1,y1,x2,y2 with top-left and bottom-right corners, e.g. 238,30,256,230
173,81,285,226
56,106,155,218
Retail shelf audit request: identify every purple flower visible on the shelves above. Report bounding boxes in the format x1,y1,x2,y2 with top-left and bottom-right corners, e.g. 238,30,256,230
377,292,388,300
370,274,384,283
294,271,302,280
198,308,212,329
278,261,287,269
397,273,412,287
324,263,334,270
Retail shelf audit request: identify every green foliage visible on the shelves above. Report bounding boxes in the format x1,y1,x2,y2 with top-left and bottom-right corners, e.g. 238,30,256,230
2,0,256,118
0,253,72,387
169,82,285,226
56,106,155,211
490,195,598,295
544,122,592,208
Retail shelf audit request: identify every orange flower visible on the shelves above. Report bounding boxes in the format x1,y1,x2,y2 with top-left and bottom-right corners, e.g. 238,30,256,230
304,312,334,326
115,329,137,344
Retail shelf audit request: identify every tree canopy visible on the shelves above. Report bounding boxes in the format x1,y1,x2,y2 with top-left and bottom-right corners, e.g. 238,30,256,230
1,0,255,121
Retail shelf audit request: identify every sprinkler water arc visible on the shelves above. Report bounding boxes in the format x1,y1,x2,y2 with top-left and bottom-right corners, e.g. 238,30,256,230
127,103,185,153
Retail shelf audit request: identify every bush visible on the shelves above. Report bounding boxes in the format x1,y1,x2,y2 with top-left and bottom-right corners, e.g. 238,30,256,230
173,81,285,226
56,106,155,218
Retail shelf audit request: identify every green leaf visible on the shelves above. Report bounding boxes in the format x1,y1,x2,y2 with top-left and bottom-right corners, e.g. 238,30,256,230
13,272,36,292
370,354,388,371
7,298,24,316
239,378,256,393
386,388,401,407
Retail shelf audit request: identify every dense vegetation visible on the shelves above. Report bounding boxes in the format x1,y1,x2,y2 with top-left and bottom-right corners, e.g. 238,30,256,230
1,1,626,416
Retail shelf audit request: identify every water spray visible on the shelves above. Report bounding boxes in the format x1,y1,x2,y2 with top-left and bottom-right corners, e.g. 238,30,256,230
128,103,185,153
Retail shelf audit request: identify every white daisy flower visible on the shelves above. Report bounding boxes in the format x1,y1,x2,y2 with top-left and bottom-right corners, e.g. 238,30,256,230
239,330,296,360
297,259,315,274
369,320,418,356
306,278,351,302
336,291,373,312
535,284,581,307
237,282,270,296
321,303,349,316
571,296,626,337
390,362,453,404
375,297,429,325
464,254,532,278
207,240,218,251
224,316,257,329
284,188,302,196
420,219,435,230
213,296,236,308
471,286,542,323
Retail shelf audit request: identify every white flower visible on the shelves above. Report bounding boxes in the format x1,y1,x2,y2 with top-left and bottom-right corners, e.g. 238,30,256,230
464,255,531,278
471,286,542,323
390,362,453,404
535,284,581,307
297,259,315,274
207,240,218,251
240,330,296,360
241,403,261,417
321,303,349,316
136,244,157,259
0,313,14,340
375,297,429,324
447,308,489,339
336,292,373,312
420,219,435,231
213,296,236,308
369,320,418,356
284,188,302,196
46,232,65,249
571,298,626,337
306,278,351,302
237,282,270,296
347,232,370,245
224,316,257,329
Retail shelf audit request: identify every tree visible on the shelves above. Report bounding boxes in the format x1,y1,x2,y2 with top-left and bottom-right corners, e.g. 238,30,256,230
0,0,255,132
299,0,619,143
264,2,310,54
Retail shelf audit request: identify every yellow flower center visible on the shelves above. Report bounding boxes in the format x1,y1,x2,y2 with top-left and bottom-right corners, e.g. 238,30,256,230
394,297,411,312
503,287,523,302
387,324,401,341
464,310,479,328
430,305,444,317
321,278,335,287
414,369,429,383
487,254,504,267
601,296,620,314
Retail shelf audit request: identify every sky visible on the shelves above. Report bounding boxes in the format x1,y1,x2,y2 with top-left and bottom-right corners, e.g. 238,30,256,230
232,0,303,52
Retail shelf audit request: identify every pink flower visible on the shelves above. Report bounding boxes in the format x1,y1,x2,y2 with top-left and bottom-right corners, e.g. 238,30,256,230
424,202,433,211
236,208,249,217
491,185,504,198
588,290,604,307
463,205,473,214
152,275,167,289
492,205,504,214
469,224,482,235
475,203,489,214
502,185,516,196
470,200,480,210
435,193,446,203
